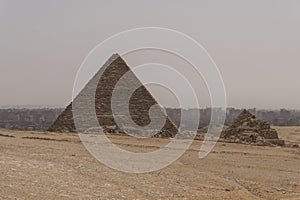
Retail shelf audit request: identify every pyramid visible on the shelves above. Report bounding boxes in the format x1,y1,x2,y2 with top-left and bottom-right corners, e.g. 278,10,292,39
48,54,178,138
221,110,284,146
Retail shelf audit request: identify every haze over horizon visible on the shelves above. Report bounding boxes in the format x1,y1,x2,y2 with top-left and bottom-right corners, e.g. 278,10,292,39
1,1,300,109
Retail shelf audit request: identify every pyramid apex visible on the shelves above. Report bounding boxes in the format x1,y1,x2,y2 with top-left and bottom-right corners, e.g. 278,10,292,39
234,109,255,123
109,53,121,60
241,109,252,114
112,53,120,57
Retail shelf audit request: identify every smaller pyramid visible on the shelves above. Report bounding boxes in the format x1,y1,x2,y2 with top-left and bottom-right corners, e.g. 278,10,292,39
221,110,285,146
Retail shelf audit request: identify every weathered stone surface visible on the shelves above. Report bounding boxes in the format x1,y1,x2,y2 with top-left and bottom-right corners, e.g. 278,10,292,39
48,54,178,137
221,110,285,146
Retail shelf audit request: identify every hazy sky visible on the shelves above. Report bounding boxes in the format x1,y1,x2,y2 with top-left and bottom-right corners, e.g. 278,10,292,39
1,0,300,109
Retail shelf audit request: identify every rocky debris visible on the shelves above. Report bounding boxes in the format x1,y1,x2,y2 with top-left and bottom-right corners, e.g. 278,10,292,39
289,144,299,148
221,110,285,146
48,54,178,137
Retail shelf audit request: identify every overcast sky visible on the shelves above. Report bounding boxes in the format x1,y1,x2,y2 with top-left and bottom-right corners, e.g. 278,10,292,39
1,0,300,109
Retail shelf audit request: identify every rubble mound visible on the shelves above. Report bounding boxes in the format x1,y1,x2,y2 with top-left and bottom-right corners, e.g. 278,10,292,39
221,110,285,146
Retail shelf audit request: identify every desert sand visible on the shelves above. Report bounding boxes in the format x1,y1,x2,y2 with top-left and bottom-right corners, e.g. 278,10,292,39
0,127,299,200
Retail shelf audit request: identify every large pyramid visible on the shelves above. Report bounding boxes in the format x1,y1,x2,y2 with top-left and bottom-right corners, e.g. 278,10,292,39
221,110,284,146
48,54,178,137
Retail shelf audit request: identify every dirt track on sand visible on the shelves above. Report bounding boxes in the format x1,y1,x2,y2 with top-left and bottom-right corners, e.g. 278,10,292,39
0,128,299,200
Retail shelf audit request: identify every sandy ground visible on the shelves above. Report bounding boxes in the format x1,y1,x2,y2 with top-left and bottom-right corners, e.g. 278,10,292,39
274,126,300,146
0,128,299,200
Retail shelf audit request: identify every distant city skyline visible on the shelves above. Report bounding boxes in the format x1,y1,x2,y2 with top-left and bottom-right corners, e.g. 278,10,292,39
1,1,300,109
